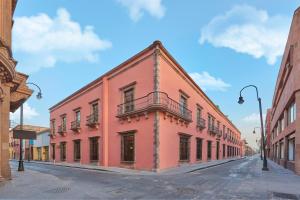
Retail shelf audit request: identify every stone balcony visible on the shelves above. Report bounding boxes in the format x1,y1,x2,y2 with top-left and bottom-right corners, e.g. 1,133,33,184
116,91,192,123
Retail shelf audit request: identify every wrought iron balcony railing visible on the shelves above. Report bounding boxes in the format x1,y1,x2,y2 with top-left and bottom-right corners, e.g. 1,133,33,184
116,91,192,122
196,118,206,129
58,125,66,135
86,113,98,127
208,125,220,135
71,121,81,131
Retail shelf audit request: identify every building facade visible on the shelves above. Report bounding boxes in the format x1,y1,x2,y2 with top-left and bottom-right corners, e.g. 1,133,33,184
269,7,300,174
49,41,242,171
0,0,32,180
32,128,50,161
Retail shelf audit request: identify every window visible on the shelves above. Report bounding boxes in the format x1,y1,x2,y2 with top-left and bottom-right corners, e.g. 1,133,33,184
288,102,296,125
73,140,81,161
124,88,135,112
121,133,135,162
90,137,99,161
279,141,284,159
196,107,202,122
91,103,99,120
223,125,226,136
61,115,67,131
179,95,188,116
207,141,212,160
60,142,66,161
179,135,190,161
51,143,55,160
288,138,295,161
75,110,81,123
196,138,203,160
208,115,212,128
51,120,55,135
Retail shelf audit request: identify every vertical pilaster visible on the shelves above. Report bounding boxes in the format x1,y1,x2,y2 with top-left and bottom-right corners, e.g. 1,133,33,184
0,84,11,179
102,77,109,166
153,44,160,171
0,0,12,47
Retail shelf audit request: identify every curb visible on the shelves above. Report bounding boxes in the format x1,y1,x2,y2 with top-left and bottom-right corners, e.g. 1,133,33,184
187,157,245,173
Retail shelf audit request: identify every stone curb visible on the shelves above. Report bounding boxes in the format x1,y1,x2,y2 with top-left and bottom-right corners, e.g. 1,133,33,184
10,157,245,176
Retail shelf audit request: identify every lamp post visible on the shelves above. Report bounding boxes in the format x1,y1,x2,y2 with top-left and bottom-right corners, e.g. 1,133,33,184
18,82,42,171
238,85,268,171
253,127,263,160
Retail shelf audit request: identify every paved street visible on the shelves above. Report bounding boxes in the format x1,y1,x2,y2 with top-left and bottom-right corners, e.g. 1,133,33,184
1,155,300,199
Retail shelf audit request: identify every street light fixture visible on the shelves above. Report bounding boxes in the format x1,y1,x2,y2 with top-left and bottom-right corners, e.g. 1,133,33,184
238,84,268,171
18,82,42,172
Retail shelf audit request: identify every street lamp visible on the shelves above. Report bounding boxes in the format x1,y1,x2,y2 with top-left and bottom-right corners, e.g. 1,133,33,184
18,82,42,172
253,127,263,160
238,85,268,171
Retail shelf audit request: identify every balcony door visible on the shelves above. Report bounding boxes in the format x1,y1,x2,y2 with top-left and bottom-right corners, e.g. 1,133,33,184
124,88,134,113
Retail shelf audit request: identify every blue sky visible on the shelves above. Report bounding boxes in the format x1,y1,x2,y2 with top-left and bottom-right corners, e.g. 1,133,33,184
10,0,299,148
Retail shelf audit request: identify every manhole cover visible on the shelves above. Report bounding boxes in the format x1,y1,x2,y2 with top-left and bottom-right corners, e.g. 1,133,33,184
46,187,71,194
272,192,299,200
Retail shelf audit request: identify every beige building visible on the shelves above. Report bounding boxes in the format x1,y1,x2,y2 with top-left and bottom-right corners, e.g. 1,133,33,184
0,0,32,180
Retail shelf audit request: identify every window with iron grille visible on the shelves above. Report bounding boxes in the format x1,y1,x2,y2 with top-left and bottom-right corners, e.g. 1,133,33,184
179,135,190,161
73,140,81,161
90,137,99,161
121,133,135,162
196,138,203,160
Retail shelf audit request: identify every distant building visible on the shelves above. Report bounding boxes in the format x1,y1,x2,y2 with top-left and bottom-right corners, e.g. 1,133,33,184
32,128,51,161
49,41,242,171
10,125,49,161
241,139,255,157
265,109,272,158
269,7,300,174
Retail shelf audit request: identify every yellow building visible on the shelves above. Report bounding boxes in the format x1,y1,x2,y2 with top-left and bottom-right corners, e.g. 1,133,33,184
32,127,50,161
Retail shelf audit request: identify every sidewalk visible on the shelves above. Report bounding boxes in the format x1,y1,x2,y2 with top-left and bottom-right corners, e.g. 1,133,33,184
10,157,243,175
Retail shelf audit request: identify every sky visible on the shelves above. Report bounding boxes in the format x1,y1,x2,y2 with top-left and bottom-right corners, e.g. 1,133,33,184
10,0,299,149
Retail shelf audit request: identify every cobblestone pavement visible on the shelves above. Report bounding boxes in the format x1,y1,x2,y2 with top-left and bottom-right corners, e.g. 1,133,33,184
1,155,300,199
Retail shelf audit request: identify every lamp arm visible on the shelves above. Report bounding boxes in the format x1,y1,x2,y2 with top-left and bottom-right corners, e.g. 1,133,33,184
239,85,259,100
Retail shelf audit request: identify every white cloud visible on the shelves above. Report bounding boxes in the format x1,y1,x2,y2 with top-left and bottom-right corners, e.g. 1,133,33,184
10,103,39,123
242,113,266,123
13,8,112,73
118,0,165,22
199,5,290,65
189,71,231,92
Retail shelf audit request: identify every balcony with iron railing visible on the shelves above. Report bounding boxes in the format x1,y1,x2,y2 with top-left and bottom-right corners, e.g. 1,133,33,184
86,113,99,127
58,125,66,136
71,120,81,132
196,118,206,129
208,125,220,135
116,91,192,122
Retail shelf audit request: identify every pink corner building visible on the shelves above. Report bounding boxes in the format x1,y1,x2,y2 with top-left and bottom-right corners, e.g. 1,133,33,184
49,41,242,171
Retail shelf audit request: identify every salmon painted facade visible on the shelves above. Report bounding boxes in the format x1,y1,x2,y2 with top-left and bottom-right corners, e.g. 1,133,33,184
49,41,242,171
